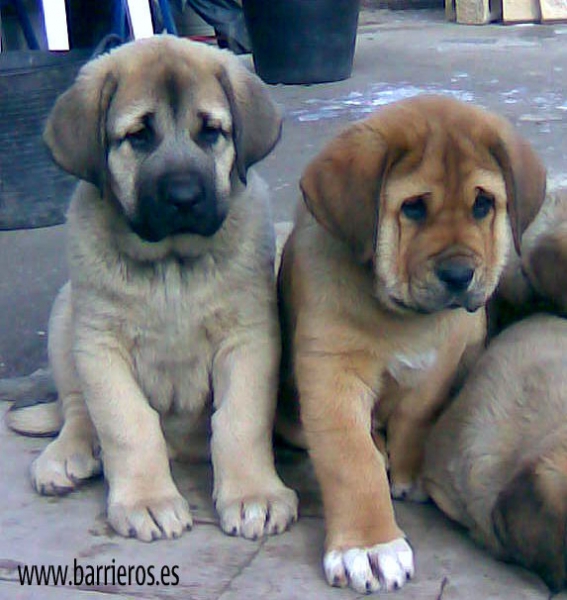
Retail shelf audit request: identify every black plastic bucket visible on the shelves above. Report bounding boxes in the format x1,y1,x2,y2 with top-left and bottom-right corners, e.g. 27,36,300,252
242,0,360,85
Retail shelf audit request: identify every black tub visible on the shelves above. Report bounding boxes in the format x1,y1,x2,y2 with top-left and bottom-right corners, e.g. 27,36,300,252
242,0,360,85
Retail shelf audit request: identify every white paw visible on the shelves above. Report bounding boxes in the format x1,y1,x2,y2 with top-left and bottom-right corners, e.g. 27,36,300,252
31,437,101,495
390,480,429,503
108,493,193,542
217,488,298,540
324,538,414,593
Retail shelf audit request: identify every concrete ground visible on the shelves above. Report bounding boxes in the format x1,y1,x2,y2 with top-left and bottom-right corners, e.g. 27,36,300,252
2,8,567,599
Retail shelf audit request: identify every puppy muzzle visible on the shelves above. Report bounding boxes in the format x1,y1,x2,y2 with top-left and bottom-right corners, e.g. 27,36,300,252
134,170,227,242
434,257,482,312
435,260,474,294
401,256,486,314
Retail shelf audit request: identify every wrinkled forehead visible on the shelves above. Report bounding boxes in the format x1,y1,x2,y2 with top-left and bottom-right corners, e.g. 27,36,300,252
387,127,503,192
106,55,232,135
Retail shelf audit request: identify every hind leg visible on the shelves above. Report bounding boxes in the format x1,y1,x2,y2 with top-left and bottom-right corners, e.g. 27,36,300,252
31,284,101,495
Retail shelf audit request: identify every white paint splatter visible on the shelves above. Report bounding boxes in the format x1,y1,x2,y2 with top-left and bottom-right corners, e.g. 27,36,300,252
289,84,475,123
548,173,567,189
288,82,567,126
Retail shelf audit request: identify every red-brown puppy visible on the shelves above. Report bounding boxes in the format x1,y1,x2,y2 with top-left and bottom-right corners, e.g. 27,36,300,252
277,95,546,593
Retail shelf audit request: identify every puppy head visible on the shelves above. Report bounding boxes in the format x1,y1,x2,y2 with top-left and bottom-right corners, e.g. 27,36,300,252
44,35,282,242
492,449,567,592
300,95,546,314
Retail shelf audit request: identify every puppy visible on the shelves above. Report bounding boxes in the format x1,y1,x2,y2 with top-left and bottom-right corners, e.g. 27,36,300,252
423,315,567,592
424,190,567,592
277,95,546,593
30,36,298,542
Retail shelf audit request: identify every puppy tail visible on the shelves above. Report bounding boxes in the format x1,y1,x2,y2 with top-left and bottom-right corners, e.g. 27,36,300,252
2,369,62,437
491,450,567,592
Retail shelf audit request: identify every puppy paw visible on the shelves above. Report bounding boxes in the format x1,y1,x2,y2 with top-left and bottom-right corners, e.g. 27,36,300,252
217,487,298,540
31,437,101,495
324,538,414,593
390,480,429,503
108,493,193,542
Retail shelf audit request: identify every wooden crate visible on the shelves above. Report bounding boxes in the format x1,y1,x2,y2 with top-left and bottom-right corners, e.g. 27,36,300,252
502,0,541,21
451,0,502,24
448,0,563,22
540,0,567,21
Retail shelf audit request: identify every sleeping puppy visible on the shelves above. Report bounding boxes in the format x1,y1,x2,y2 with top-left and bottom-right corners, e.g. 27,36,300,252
423,315,567,592
30,36,298,542
277,95,546,593
423,190,567,592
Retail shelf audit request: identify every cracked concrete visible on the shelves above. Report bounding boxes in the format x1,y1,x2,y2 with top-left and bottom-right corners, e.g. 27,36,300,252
215,538,268,600
3,7,567,599
435,577,449,600
1,401,564,599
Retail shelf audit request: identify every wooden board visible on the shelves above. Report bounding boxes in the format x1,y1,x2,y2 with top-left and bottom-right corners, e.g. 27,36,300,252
455,0,502,24
540,0,567,21
446,0,457,21
503,0,541,21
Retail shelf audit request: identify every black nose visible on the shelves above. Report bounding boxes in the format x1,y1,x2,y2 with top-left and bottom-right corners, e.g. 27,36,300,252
162,177,206,213
435,261,474,292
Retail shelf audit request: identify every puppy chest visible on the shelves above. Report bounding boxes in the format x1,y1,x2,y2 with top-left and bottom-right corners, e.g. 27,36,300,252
127,263,238,349
131,324,211,413
127,295,235,413
372,330,472,429
386,349,439,387
380,311,477,391
367,350,441,429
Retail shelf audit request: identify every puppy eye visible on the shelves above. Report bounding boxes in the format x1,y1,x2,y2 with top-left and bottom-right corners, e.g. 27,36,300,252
472,190,495,220
124,124,154,150
199,122,223,146
401,196,427,223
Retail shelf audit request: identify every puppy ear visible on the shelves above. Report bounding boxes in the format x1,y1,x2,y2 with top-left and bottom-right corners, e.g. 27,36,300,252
300,123,389,263
491,124,546,255
43,58,117,188
521,190,567,313
525,229,567,314
218,64,282,184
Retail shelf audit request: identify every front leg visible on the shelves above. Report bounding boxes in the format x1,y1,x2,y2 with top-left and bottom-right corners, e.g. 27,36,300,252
386,350,476,502
211,330,298,540
74,331,192,541
297,355,414,594
386,408,434,503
